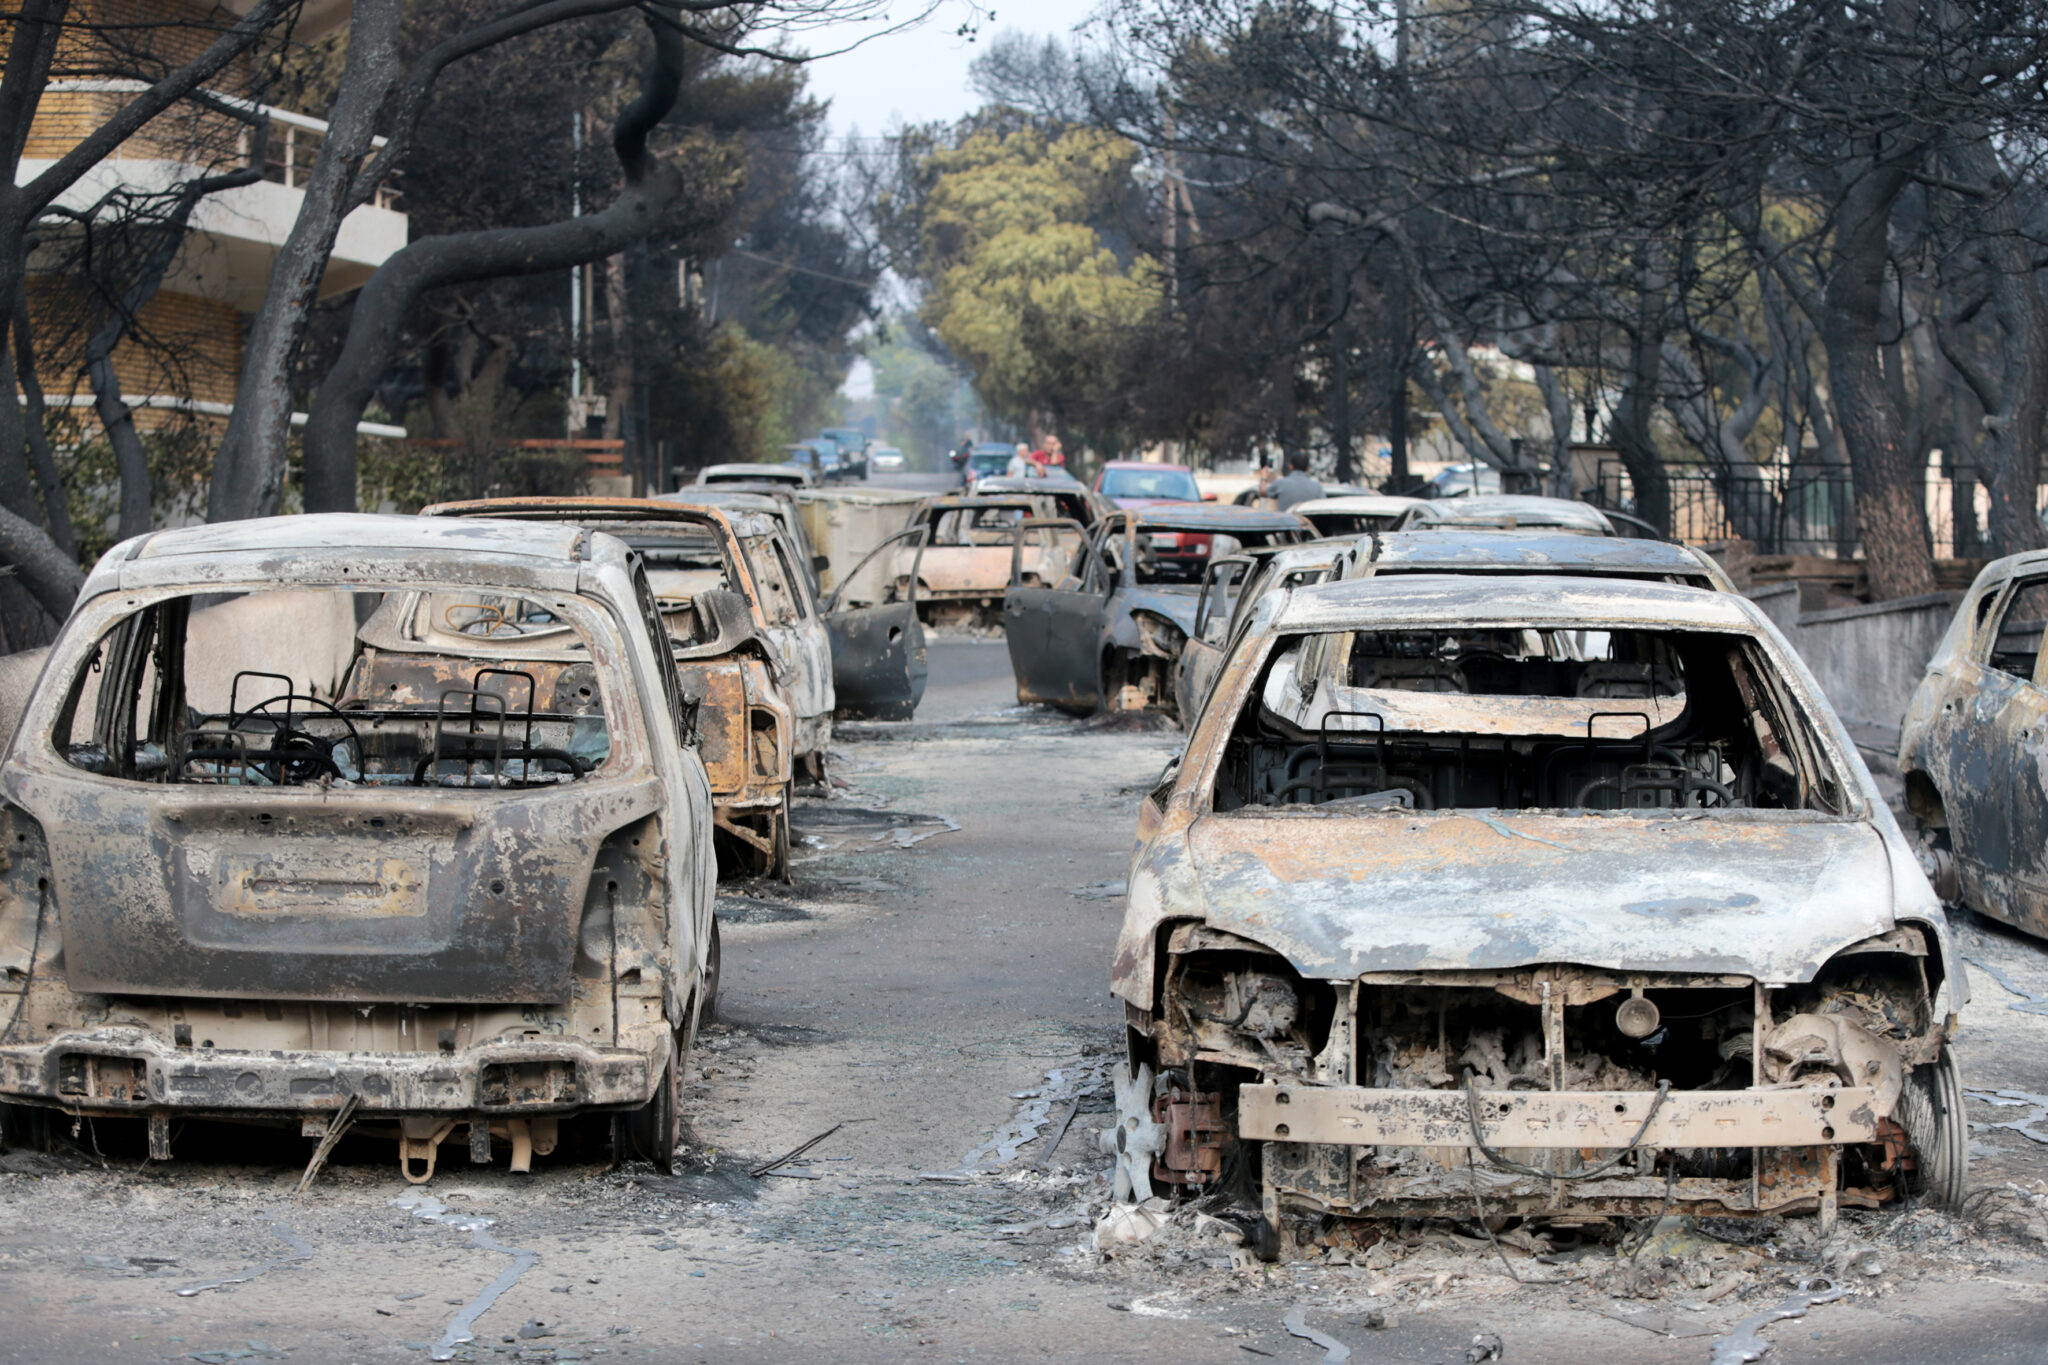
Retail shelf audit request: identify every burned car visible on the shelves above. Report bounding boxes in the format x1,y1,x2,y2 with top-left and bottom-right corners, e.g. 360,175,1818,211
969,475,1115,527
896,493,1087,629
1175,542,1351,725
1173,531,1735,729
664,485,823,589
1289,495,1425,538
1112,574,1966,1252
664,494,931,750
0,515,717,1176
696,460,814,489
1392,494,1617,536
1003,504,1309,719
1900,549,2048,939
422,499,813,879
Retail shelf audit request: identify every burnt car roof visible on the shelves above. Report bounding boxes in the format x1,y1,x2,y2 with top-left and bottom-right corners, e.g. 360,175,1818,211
1274,571,1759,634
1401,495,1614,532
87,513,624,599
1126,505,1308,534
917,495,1045,512
122,512,589,563
424,496,734,527
661,490,792,520
423,496,777,541
1366,529,1725,579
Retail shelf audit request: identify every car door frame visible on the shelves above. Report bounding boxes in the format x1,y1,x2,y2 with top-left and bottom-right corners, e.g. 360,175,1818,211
821,526,931,720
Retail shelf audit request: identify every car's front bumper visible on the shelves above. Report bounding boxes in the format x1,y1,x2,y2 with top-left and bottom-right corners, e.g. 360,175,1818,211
1243,1082,1884,1218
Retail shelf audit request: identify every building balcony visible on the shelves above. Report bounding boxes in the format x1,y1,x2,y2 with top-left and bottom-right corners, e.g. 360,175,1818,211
19,82,409,312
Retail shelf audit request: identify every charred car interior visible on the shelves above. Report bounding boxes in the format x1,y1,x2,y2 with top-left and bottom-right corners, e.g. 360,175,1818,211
1216,625,1844,815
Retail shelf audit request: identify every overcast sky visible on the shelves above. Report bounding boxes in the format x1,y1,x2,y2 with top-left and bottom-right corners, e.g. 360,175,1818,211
798,1,1105,140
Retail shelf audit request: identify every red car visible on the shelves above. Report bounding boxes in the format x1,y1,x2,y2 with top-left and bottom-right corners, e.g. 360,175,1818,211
1093,461,1215,571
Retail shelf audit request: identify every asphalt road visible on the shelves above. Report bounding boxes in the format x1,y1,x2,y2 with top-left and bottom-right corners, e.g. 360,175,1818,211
3,642,2048,1364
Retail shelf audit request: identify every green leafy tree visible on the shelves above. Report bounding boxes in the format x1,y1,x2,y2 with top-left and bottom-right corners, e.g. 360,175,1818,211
915,124,1161,449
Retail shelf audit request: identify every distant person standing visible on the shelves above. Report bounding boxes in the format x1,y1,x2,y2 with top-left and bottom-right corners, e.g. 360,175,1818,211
1036,435,1067,469
1270,451,1323,512
951,436,974,485
1006,443,1035,478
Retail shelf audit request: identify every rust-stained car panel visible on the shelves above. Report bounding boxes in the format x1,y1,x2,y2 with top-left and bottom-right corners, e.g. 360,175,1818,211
0,514,717,1177
1900,551,2048,939
1002,505,1311,720
1111,573,1966,1245
423,498,796,877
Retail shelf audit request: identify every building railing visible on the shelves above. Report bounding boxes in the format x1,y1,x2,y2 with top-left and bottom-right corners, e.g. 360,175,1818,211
39,80,401,211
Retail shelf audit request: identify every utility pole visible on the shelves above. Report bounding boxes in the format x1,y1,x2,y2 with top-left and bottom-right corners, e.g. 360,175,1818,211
1329,243,1353,485
1386,0,1412,494
1305,209,1357,486
568,110,583,435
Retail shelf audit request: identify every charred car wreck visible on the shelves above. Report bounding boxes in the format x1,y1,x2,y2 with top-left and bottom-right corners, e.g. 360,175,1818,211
0,516,717,1177
1901,550,2048,941
425,499,800,880
1003,504,1309,720
1112,575,1966,1254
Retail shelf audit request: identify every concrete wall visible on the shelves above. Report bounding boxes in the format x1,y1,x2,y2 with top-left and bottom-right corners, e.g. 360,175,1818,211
1748,582,1961,745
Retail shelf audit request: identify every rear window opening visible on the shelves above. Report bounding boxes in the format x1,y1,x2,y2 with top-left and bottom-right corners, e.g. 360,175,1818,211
1213,626,1843,815
929,505,1036,545
55,587,618,789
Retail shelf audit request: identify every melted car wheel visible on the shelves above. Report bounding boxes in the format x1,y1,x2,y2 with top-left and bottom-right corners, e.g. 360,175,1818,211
618,1023,690,1174
702,917,722,1025
1895,1044,1968,1208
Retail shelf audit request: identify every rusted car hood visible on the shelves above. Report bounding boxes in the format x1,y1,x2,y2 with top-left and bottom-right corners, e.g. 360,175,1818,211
1183,810,1893,984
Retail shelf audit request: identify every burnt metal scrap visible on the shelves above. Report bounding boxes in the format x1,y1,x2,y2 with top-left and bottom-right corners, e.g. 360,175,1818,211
1112,573,1968,1250
0,514,720,1178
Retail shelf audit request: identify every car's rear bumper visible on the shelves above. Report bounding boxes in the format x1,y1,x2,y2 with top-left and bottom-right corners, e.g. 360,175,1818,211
0,1027,659,1119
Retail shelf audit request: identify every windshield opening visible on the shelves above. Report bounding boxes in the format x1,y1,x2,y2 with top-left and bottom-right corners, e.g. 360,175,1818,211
1211,626,1842,815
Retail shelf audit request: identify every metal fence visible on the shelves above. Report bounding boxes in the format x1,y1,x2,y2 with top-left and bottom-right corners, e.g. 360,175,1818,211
1589,460,2013,560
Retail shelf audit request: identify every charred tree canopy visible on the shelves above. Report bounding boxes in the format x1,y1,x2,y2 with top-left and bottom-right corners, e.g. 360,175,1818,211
298,12,731,510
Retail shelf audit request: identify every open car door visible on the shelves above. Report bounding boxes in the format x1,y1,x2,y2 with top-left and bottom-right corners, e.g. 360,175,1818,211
823,526,930,721
1002,519,1090,707
1175,554,1255,723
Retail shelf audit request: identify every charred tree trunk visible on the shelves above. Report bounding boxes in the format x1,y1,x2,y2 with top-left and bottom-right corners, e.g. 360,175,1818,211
1821,159,1936,598
207,0,404,523
1609,300,1670,536
1951,146,2048,559
88,156,265,541
300,16,689,510
10,296,75,557
0,0,292,622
